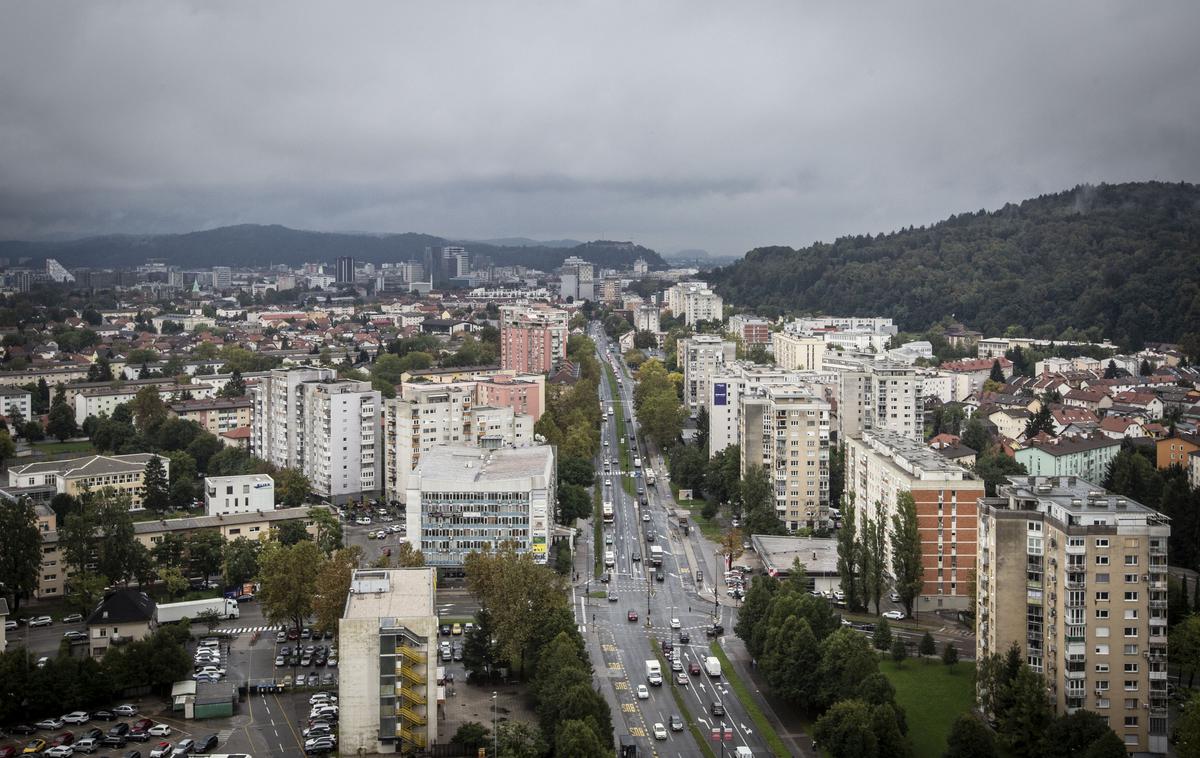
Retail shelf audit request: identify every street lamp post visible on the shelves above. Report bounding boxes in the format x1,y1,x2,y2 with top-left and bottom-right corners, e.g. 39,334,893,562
491,691,498,757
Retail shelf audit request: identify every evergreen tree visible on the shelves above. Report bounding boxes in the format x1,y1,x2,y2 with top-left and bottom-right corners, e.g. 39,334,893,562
1024,404,1055,438
989,359,1006,383
218,369,246,398
943,712,996,758
1140,358,1152,376
1103,359,1119,379
919,631,936,659
873,618,892,651
890,637,908,665
942,642,959,667
46,386,79,441
141,456,170,513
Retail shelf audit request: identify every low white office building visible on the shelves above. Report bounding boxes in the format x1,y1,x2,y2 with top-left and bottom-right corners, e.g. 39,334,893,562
204,474,275,516
405,445,555,566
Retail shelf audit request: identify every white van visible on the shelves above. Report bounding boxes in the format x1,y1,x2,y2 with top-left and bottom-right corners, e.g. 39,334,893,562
604,551,615,567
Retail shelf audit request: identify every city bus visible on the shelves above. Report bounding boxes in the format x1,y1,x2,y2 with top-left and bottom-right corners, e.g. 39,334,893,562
602,501,614,524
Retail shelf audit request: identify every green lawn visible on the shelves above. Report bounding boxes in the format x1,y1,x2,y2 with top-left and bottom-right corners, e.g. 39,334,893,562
31,440,95,454
674,496,723,541
880,658,976,757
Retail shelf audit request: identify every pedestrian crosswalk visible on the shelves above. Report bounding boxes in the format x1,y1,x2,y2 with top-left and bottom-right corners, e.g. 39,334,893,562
222,625,283,634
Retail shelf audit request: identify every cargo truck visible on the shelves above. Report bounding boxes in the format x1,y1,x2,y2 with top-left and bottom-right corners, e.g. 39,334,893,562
156,597,241,624
649,545,664,566
645,659,662,686
704,655,722,677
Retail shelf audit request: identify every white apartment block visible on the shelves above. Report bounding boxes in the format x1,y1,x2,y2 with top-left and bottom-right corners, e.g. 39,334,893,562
977,477,1170,755
204,474,275,516
405,445,555,567
0,387,32,421
559,255,595,302
665,281,724,326
383,382,534,503
706,363,821,456
844,430,984,610
739,384,831,531
75,382,216,425
681,335,736,414
836,360,924,442
251,366,381,499
772,332,826,371
634,304,661,334
791,316,897,334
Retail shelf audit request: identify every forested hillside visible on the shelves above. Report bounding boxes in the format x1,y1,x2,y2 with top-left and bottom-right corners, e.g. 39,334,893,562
0,225,666,272
705,182,1200,349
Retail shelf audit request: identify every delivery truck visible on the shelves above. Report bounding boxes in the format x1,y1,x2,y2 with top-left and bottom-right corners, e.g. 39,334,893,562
157,597,241,624
704,655,722,677
645,659,663,686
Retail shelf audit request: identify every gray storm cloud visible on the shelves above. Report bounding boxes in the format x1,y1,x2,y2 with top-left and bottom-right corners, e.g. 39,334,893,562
1,1,1198,255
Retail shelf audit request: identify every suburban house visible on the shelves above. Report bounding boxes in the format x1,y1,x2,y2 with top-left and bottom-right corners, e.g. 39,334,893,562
85,589,157,658
1013,435,1123,483
1157,433,1200,470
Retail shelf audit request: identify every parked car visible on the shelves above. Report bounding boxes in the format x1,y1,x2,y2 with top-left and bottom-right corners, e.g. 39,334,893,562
101,735,127,749
0,746,15,758
72,739,99,754
10,725,37,736
127,729,149,743
130,721,153,733
881,610,906,621
61,614,83,624
79,730,101,743
28,616,53,627
36,718,65,731
22,739,47,755
50,732,75,746
63,631,88,643
45,745,75,758
149,742,172,758
112,707,136,718
61,713,90,726
169,738,193,757
194,735,218,754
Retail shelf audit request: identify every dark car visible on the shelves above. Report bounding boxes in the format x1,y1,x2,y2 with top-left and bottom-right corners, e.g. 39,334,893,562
108,724,130,737
92,711,116,722
669,714,684,732
645,532,655,543
600,572,610,583
103,734,128,749
631,550,641,562
122,752,142,758
51,732,76,746
655,568,665,582
195,734,218,753
661,639,673,654
679,631,690,644
689,661,701,675
706,623,724,637
82,729,103,742
128,728,150,742
711,702,725,717
440,624,450,636
10,725,37,736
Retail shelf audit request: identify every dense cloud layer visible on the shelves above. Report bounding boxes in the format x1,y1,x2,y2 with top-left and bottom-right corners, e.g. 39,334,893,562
2,1,1198,255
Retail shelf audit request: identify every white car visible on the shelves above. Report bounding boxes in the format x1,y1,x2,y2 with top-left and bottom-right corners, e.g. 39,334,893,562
4,619,16,631
888,591,901,602
114,705,137,717
310,693,338,705
636,684,649,700
45,745,75,758
356,517,371,525
35,717,65,730
148,724,172,737
881,610,905,621
149,742,173,758
274,656,285,667
652,723,668,740
29,615,53,627
642,513,650,522
62,711,90,724
669,618,680,629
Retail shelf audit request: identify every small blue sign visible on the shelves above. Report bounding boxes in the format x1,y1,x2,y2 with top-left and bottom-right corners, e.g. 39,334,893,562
714,383,727,406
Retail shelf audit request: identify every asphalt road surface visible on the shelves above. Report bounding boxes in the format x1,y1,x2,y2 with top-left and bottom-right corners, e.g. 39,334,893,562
581,326,763,758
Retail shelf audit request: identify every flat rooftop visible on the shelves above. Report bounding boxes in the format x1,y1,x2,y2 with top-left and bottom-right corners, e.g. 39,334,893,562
1000,475,1159,516
344,568,436,620
751,535,839,577
860,429,978,480
415,445,553,487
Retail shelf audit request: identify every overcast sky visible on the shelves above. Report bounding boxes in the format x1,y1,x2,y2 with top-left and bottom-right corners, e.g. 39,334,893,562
2,2,1198,256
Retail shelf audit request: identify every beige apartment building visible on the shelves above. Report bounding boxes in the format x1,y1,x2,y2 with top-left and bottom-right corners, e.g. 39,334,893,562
169,396,253,434
977,476,1169,756
739,384,831,531
339,568,438,754
772,331,826,372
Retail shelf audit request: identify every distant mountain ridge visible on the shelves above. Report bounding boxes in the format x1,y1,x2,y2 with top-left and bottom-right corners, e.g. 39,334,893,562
704,181,1200,348
0,224,667,272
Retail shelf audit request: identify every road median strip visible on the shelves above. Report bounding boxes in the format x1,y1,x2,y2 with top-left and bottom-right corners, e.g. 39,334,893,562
652,646,717,758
